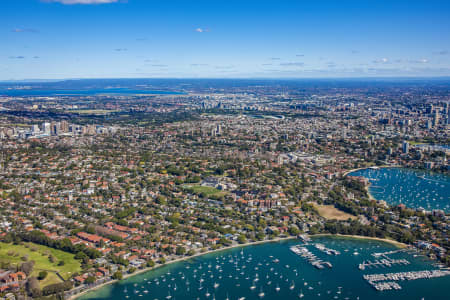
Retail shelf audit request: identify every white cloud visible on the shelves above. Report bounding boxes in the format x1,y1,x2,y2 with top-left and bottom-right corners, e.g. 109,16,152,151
195,28,209,33
42,0,118,5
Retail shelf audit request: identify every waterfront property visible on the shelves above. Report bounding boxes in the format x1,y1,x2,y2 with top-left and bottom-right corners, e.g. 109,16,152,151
78,236,450,300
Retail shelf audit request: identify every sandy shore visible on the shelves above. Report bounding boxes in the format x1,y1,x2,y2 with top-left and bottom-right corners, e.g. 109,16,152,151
342,165,401,177
312,233,407,248
70,233,410,299
70,236,296,300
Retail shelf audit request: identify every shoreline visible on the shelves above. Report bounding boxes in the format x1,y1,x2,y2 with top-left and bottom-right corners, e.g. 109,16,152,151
71,233,409,299
311,233,408,248
70,236,296,300
343,165,398,202
342,164,400,177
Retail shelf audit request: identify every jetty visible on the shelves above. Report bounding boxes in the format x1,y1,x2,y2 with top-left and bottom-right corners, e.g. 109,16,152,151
314,243,341,255
372,249,406,257
358,258,410,270
298,234,312,243
363,269,450,291
290,245,333,269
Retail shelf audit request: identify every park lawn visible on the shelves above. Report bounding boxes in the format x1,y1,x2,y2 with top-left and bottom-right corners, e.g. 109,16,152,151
407,140,427,146
0,242,81,288
185,185,228,197
312,203,357,221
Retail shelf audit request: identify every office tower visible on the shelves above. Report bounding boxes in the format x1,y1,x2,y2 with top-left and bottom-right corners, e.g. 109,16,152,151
31,124,40,134
402,141,409,154
42,122,51,135
60,120,69,133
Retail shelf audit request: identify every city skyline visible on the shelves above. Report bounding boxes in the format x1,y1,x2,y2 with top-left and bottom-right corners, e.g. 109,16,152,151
1,0,450,79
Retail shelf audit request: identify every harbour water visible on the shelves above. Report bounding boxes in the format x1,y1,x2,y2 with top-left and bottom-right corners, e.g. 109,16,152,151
349,167,450,212
78,236,449,300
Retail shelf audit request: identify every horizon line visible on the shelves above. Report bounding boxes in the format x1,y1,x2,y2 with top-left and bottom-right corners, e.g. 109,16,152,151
2,75,450,83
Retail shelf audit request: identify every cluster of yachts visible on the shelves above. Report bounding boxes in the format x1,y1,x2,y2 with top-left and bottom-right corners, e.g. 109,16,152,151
122,248,315,299
314,243,341,256
363,269,450,291
367,281,402,291
360,168,449,211
289,245,333,269
117,236,450,299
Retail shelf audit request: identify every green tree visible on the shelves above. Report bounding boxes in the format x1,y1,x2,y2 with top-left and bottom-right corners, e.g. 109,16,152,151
38,271,48,280
237,235,247,244
176,246,186,256
85,276,96,284
112,271,123,280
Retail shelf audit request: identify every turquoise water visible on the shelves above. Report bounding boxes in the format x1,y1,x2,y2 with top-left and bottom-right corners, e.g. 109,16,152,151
79,236,449,300
349,168,450,212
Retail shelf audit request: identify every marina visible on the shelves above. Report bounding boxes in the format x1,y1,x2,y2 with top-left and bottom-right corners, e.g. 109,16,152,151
364,269,450,291
358,258,410,270
314,243,341,255
290,245,333,269
78,236,450,300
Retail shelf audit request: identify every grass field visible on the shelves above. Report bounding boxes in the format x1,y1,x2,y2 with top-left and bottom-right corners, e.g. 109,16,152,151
0,242,81,288
312,203,357,221
185,185,228,197
407,140,427,146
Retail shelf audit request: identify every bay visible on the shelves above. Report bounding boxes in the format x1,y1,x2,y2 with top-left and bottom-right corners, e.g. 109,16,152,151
78,236,449,300
349,167,450,212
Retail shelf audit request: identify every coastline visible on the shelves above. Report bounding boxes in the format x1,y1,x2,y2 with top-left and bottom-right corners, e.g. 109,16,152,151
342,164,400,177
71,233,409,299
311,233,408,249
343,165,396,202
70,236,296,300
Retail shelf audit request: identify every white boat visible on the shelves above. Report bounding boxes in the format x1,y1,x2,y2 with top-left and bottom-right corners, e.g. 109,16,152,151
299,290,304,298
214,282,219,289
258,287,265,298
275,283,280,292
289,281,295,290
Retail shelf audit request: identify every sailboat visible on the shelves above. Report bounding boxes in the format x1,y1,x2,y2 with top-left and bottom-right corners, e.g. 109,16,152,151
165,291,172,299
289,281,295,290
258,287,265,298
299,290,304,298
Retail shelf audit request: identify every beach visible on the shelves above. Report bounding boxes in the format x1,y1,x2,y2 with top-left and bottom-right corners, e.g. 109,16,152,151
312,233,408,248
70,236,296,300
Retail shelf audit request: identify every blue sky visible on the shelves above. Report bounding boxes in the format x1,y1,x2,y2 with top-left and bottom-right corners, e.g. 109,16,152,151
1,0,450,79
